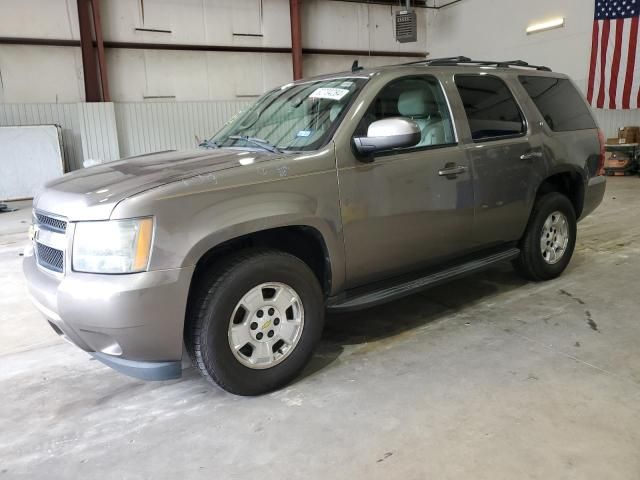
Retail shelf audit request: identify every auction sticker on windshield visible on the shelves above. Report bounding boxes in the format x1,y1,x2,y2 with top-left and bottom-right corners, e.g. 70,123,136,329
309,88,349,101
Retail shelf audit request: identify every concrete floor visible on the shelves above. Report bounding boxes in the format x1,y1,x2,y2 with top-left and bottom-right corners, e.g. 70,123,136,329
1,178,640,479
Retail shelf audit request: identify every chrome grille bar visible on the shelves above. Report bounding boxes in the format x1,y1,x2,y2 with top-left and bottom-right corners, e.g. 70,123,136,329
35,212,67,233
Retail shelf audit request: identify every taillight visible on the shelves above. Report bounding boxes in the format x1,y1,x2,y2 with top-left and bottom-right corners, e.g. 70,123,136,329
597,129,606,176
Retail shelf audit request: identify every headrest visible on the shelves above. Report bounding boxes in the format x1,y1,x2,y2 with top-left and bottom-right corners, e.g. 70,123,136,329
398,89,438,117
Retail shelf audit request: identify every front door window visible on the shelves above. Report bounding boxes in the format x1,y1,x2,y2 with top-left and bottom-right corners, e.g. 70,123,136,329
355,76,456,151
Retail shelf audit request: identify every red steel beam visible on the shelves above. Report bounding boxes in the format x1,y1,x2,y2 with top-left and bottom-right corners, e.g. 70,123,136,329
77,0,101,101
289,0,303,80
90,0,110,102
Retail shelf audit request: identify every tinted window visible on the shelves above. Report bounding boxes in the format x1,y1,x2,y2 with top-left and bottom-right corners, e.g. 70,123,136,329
519,76,596,132
455,75,525,141
355,76,455,148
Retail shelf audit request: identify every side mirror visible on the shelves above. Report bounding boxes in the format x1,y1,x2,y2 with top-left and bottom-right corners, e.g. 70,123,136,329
353,117,421,158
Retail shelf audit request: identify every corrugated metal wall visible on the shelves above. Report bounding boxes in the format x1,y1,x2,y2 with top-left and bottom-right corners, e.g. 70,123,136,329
0,100,251,169
77,103,120,165
574,79,640,138
0,100,638,172
592,109,640,139
114,101,253,158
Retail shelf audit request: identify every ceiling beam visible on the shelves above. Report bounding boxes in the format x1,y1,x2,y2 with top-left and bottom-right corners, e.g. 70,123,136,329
0,38,426,58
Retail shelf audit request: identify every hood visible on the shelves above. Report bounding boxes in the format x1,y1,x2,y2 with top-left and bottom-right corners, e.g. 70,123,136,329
35,148,285,220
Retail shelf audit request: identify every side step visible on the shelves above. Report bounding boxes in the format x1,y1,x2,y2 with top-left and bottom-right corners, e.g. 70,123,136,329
327,247,520,313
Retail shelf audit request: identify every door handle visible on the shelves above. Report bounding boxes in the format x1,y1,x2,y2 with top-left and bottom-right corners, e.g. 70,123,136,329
438,165,468,177
520,151,543,161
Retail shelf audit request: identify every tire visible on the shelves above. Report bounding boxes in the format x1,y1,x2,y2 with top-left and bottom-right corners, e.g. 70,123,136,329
514,192,577,281
186,249,325,395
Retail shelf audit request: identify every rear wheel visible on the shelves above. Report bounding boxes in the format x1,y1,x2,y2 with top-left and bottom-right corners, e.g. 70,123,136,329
187,249,324,395
514,192,577,281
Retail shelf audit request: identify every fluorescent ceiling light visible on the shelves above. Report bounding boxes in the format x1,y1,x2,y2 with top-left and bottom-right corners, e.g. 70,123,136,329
526,17,565,34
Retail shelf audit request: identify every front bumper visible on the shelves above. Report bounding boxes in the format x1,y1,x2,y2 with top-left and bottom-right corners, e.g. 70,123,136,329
23,254,194,381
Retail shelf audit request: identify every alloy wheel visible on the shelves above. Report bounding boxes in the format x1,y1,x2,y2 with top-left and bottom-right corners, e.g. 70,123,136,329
540,210,569,265
227,282,304,369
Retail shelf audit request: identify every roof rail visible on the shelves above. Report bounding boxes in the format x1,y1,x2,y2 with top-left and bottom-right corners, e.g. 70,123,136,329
402,57,552,72
402,56,472,66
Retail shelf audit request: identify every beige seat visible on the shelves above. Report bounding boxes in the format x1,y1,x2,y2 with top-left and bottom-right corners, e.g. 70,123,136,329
397,89,445,147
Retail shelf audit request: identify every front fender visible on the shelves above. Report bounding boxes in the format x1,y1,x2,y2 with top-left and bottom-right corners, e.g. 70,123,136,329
111,167,346,294
182,191,340,270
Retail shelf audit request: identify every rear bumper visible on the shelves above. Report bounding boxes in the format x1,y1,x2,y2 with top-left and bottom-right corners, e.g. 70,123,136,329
23,254,194,381
580,175,606,220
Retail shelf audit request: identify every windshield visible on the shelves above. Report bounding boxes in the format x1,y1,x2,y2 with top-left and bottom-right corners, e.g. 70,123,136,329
212,77,368,152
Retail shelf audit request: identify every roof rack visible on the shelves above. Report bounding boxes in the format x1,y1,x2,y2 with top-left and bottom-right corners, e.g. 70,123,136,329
402,56,552,72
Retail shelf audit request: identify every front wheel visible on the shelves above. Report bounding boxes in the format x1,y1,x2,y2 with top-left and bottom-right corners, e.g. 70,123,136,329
514,192,577,281
186,249,325,396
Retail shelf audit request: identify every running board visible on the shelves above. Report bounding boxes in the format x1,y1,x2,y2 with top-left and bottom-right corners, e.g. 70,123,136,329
327,247,520,312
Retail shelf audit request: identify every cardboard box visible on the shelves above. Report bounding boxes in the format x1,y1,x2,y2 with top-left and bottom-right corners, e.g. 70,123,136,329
618,126,639,144
607,137,620,145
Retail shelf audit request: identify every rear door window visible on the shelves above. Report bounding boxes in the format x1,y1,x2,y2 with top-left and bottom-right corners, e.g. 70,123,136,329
519,76,596,132
455,75,526,141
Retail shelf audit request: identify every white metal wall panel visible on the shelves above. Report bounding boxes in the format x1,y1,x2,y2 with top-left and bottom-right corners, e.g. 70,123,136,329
77,102,120,165
0,125,64,201
0,103,83,171
232,0,263,35
114,100,252,158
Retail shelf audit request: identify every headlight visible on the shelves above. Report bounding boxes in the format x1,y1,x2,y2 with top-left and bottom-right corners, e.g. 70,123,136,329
73,218,153,274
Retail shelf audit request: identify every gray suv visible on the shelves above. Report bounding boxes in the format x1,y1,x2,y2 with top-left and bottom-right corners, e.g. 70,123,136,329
23,57,606,395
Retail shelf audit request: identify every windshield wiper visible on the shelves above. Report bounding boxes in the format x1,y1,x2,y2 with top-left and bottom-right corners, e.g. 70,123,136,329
228,135,282,154
198,139,221,149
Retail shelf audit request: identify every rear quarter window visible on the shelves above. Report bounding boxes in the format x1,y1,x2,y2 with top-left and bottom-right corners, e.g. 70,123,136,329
519,76,597,132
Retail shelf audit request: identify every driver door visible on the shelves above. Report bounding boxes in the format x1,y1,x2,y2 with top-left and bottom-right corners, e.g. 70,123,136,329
337,75,475,288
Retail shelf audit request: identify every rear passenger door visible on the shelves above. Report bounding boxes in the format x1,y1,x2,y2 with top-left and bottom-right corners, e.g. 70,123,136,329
453,74,543,248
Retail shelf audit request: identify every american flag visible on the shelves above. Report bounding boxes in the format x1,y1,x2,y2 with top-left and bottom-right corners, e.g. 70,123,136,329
587,0,640,109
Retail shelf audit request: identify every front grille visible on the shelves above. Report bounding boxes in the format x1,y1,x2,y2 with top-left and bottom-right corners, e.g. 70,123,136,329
36,243,64,273
33,210,68,273
35,212,67,233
